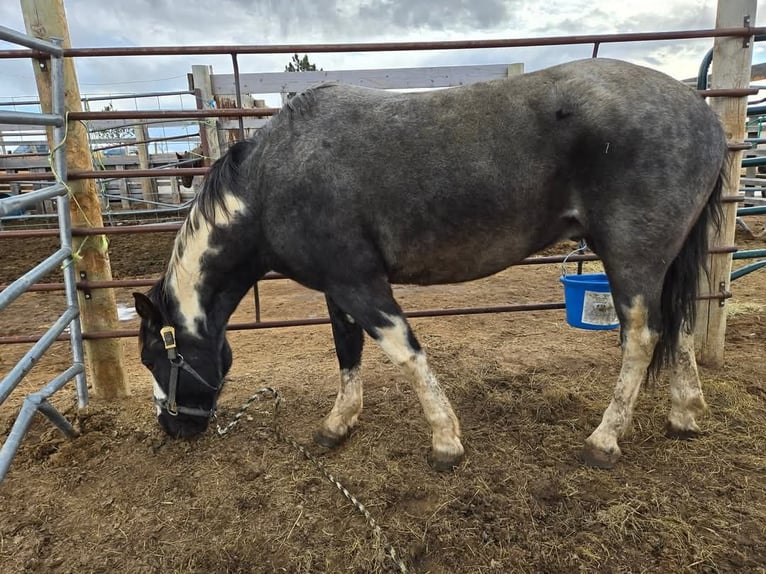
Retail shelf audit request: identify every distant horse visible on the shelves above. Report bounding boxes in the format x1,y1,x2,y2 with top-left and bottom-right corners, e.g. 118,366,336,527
134,58,726,471
175,146,204,188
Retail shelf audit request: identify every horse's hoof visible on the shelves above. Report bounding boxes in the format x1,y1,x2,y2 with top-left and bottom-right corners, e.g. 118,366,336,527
581,443,620,469
313,428,349,449
428,449,463,472
665,423,702,440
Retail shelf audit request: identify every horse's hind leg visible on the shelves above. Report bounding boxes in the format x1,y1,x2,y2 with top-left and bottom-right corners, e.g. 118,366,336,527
583,294,660,468
326,283,464,471
315,295,365,448
666,328,707,438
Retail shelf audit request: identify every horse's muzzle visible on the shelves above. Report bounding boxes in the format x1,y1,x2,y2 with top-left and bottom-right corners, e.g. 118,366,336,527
158,412,209,438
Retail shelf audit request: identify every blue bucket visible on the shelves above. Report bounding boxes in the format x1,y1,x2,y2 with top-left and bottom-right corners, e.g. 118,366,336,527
559,273,619,330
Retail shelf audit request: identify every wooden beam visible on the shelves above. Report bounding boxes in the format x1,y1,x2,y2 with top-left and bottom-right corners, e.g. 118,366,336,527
20,0,128,398
695,0,757,366
134,121,158,207
211,63,525,94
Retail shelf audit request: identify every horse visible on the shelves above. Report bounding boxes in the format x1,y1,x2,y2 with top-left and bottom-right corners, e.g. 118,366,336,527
175,146,204,188
134,58,726,471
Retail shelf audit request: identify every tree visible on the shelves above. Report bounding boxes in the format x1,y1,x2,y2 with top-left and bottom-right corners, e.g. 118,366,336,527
285,53,320,73
284,54,322,99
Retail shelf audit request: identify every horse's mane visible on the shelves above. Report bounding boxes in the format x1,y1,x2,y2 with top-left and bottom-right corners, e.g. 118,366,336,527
164,86,331,284
193,140,253,227
283,83,336,118
166,140,254,282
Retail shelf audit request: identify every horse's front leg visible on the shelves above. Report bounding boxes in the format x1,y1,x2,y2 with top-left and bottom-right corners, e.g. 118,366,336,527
372,312,464,471
314,295,365,448
326,283,464,471
583,297,659,468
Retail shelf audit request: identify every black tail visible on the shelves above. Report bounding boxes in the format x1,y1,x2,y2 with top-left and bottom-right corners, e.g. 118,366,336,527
649,162,726,375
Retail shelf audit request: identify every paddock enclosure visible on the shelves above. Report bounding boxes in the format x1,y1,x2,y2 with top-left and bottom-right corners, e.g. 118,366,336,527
1,2,766,573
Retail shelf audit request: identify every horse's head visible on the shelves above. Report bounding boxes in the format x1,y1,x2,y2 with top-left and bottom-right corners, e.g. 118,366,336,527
133,290,232,438
175,149,203,188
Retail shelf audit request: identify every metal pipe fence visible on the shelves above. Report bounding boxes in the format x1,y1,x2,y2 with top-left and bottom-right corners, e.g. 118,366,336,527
1,22,765,480
0,28,85,482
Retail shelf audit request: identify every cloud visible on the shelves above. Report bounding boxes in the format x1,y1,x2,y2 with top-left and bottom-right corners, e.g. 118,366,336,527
0,0,763,106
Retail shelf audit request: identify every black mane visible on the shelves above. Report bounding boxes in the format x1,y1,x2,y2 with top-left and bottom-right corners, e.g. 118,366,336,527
192,140,255,229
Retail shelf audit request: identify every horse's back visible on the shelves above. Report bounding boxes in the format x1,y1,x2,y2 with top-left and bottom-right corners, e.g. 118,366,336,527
251,59,725,287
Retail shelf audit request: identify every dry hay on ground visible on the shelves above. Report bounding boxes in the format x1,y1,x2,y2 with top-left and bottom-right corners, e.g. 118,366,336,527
0,225,764,573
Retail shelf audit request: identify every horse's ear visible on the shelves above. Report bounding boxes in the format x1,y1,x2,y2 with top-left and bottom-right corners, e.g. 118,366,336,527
133,292,161,324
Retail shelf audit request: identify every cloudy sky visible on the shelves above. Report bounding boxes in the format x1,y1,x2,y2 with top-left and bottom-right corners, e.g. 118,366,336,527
0,1,764,109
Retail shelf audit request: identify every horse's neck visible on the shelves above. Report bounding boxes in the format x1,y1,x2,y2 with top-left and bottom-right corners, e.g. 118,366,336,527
165,200,254,338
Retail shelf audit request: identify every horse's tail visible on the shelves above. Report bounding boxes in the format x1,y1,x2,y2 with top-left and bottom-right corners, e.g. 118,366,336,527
649,158,726,375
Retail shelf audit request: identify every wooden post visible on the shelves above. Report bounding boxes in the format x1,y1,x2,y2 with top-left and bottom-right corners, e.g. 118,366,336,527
695,0,757,366
134,121,157,208
215,93,254,145
169,171,181,205
21,0,128,398
191,65,222,162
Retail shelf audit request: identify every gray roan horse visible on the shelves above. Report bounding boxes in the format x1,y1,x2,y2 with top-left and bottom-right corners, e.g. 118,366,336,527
134,58,726,471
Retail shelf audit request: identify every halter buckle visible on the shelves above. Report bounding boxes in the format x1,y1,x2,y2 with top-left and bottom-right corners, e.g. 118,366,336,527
160,326,176,350
161,326,178,360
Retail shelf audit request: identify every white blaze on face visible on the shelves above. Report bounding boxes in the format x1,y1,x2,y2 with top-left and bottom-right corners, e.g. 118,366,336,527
166,191,248,336
152,376,167,416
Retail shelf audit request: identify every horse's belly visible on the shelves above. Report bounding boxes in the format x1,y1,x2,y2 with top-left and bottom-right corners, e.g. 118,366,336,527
386,240,530,285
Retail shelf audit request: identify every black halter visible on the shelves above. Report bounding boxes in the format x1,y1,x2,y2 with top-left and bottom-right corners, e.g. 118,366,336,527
156,326,220,418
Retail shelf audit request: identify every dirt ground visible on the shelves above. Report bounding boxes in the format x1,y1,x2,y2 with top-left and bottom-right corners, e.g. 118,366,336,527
0,218,765,573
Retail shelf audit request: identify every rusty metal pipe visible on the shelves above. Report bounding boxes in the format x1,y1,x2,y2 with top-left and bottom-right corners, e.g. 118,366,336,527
0,27,761,59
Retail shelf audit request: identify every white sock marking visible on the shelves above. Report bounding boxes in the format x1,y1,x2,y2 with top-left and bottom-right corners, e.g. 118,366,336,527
375,314,463,460
586,297,658,457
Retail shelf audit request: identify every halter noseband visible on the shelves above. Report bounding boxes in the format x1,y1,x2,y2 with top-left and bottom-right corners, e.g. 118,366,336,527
157,326,220,418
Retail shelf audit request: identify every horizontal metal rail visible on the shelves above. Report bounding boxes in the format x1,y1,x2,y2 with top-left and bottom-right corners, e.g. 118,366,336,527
0,287,734,345
0,246,741,294
0,182,65,215
0,25,63,56
731,260,766,280
0,109,64,127
0,247,70,311
737,206,766,215
0,89,195,107
70,108,278,121
0,26,762,60
0,167,206,183
0,305,80,403
0,363,83,482
733,248,766,259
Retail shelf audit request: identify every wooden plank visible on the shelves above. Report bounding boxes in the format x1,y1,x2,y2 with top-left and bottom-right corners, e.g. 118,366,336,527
134,121,158,206
694,0,757,366
211,63,524,94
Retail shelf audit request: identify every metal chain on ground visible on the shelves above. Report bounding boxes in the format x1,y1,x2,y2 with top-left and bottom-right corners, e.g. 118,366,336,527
216,388,409,574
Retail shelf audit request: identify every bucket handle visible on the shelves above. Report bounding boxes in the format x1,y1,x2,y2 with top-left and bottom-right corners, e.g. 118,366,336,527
561,241,589,277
